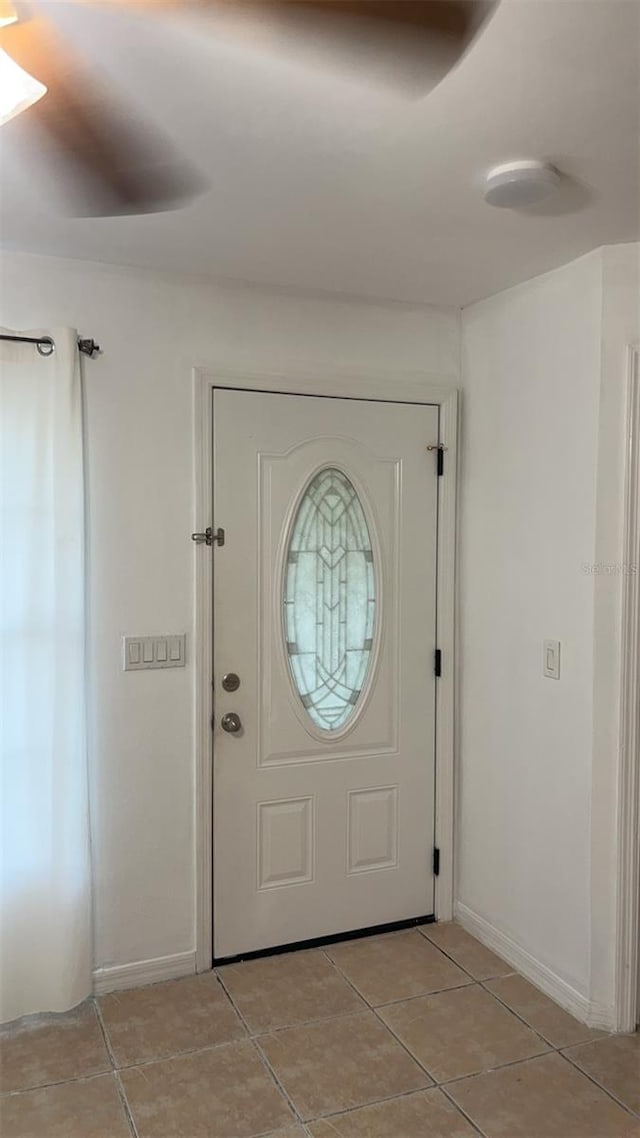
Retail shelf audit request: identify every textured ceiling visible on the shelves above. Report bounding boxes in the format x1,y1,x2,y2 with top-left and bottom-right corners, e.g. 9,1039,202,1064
1,0,638,306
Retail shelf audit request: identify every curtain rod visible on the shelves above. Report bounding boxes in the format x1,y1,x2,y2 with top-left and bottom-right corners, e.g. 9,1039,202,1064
0,333,100,358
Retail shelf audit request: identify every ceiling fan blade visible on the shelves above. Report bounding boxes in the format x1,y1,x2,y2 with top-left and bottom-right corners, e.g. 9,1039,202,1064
0,15,205,215
249,1,496,89
245,1,487,40
87,0,496,93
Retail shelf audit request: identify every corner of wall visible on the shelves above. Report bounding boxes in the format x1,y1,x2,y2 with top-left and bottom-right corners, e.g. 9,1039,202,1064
589,243,640,1023
454,903,615,1030
93,952,197,996
456,247,616,1026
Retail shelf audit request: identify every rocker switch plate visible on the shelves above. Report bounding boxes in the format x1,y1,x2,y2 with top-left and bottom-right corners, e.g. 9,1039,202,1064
123,635,186,671
543,639,561,680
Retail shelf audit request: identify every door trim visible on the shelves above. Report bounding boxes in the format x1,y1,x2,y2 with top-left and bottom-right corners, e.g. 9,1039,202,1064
192,366,458,972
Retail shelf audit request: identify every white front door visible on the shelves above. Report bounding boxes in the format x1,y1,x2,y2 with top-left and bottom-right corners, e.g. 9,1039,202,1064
212,389,439,958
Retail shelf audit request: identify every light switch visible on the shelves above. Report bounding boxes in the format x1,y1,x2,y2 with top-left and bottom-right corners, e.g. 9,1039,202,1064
543,639,561,680
123,634,186,671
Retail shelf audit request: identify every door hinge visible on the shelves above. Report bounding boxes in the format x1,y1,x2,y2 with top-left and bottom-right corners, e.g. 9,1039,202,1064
433,847,440,877
434,648,442,677
191,526,225,547
427,443,446,476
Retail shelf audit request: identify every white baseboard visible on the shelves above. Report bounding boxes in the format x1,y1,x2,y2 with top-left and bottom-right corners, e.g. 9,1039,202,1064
93,951,197,995
454,902,615,1031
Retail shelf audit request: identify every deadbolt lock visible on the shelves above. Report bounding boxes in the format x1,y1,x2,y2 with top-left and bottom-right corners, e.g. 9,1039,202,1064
222,672,240,692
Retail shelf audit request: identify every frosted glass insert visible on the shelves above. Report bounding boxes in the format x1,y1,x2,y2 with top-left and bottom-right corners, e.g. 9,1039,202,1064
284,467,376,732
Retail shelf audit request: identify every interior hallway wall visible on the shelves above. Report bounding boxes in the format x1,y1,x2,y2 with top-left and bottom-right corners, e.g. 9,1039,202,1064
3,241,636,1016
459,243,639,1024
1,250,459,974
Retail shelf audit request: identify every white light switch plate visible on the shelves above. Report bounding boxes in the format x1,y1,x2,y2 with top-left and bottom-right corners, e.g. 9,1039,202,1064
543,638,561,680
123,634,186,671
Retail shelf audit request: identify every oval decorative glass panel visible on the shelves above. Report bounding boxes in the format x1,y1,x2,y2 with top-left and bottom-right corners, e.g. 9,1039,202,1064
284,467,376,732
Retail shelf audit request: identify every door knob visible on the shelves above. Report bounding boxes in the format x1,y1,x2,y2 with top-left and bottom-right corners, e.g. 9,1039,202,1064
221,712,242,734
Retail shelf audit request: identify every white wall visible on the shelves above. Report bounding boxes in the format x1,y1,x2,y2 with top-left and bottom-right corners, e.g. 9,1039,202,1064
3,242,636,1015
1,251,459,972
459,244,639,1022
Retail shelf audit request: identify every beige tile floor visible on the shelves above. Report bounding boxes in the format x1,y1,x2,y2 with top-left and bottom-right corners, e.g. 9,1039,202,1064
1,922,639,1138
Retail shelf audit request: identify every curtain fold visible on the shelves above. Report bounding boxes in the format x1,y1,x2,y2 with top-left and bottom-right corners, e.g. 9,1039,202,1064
1,327,92,1023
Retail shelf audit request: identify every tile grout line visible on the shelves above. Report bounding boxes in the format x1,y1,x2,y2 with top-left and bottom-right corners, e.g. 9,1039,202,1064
215,968,306,1129
438,1082,491,1138
86,1032,250,1075
372,978,476,1009
0,999,115,1099
438,1044,639,1122
412,933,626,1086
96,1001,307,1133
0,972,546,1098
253,1037,310,1130
95,987,298,1136
321,944,553,1107
218,949,492,1131
100,965,308,1138
4,932,635,1135
476,977,603,1050
113,1071,141,1138
237,1005,370,1039
218,947,474,1126
320,943,629,1119
0,1070,121,1100
368,1001,443,1087
444,1046,640,1126
98,970,639,1132
250,1122,310,1138
319,947,442,1088
243,1027,306,1129
417,925,517,986
473,979,561,1051
92,998,117,1072
440,1049,564,1089
303,1081,484,1130
472,980,640,1120
94,1038,250,1073
93,998,140,1138
321,945,551,1094
414,931,569,1061
556,1047,640,1121
417,917,636,1093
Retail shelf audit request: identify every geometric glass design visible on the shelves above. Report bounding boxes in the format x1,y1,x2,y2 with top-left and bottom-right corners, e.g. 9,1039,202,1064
284,467,376,732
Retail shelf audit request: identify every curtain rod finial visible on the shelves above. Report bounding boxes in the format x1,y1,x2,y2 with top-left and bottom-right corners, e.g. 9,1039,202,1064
78,338,100,358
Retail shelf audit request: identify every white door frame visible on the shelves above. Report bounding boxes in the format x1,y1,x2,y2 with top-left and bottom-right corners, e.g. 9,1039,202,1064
192,366,458,971
615,344,640,1032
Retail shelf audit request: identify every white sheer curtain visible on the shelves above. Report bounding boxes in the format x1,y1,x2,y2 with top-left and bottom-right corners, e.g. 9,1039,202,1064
1,328,92,1023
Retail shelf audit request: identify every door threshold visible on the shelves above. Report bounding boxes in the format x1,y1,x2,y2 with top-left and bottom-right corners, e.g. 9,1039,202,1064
214,914,435,966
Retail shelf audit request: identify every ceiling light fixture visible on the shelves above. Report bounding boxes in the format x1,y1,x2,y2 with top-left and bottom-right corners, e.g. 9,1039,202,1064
484,161,560,209
0,48,47,126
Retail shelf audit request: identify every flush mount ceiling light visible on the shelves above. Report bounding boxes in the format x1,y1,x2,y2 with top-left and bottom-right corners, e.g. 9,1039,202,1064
484,161,560,208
